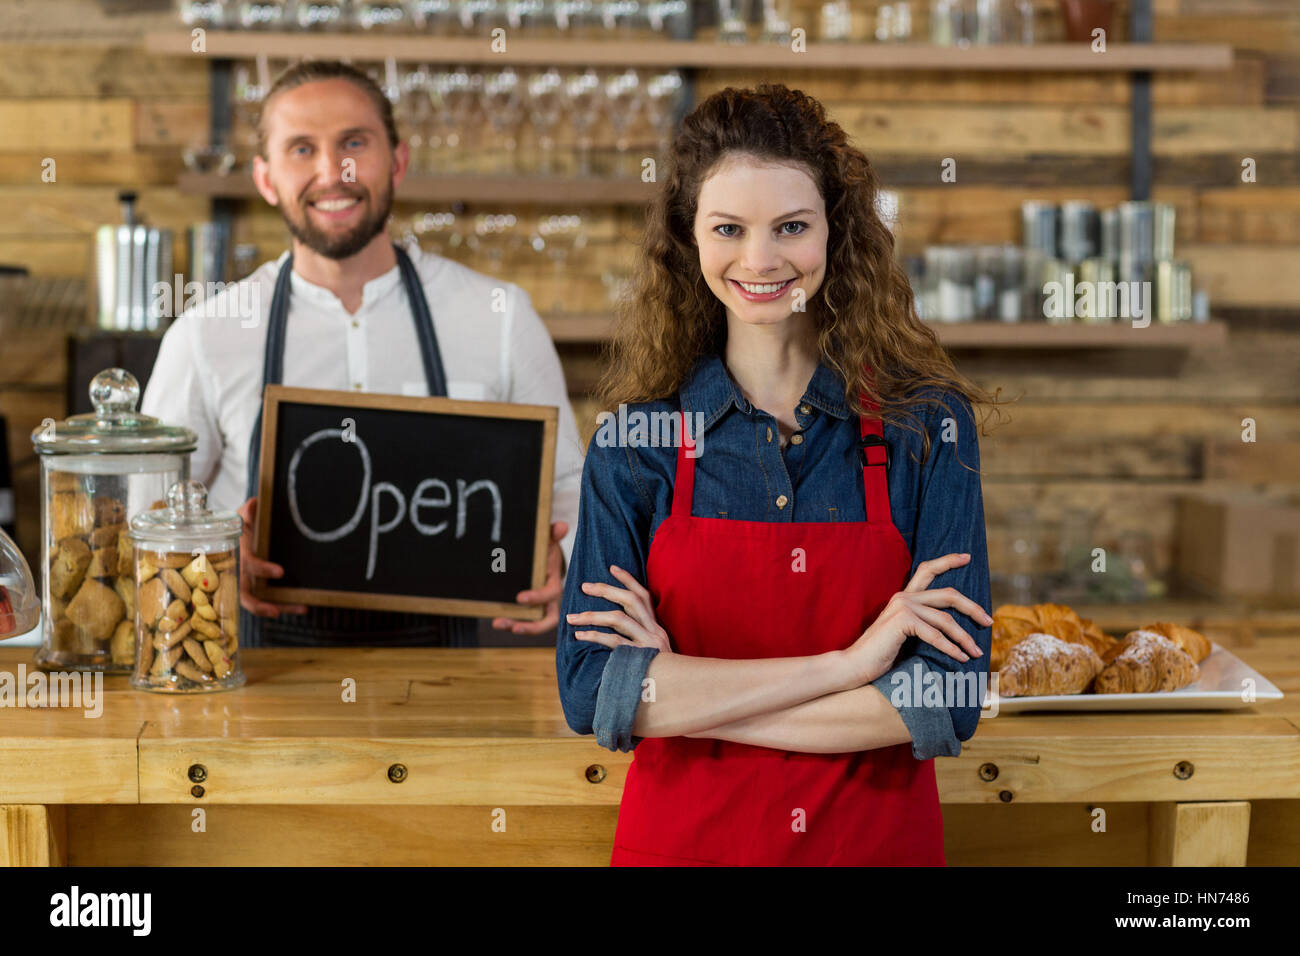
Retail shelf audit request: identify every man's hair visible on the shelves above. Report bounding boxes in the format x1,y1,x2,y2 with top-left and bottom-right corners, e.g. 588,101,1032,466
256,59,400,158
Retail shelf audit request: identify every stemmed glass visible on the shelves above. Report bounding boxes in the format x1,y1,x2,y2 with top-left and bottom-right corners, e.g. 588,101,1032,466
759,0,793,43
563,68,603,177
481,67,526,174
395,64,434,173
716,0,751,43
412,210,460,257
537,213,587,313
603,68,644,179
232,57,271,167
526,67,566,175
644,70,684,157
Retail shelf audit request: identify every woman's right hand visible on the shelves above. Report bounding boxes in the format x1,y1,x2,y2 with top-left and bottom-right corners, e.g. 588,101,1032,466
237,497,308,619
844,552,992,686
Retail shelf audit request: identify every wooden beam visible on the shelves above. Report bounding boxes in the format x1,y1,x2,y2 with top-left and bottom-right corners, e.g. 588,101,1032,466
142,33,1233,72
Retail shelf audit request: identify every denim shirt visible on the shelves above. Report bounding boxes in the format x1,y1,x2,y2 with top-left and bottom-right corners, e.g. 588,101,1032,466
556,352,993,760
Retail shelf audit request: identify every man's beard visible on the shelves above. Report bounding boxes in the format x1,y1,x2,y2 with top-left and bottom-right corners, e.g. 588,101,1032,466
279,180,393,260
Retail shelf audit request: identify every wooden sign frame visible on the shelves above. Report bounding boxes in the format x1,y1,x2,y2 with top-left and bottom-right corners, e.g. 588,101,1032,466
252,385,557,621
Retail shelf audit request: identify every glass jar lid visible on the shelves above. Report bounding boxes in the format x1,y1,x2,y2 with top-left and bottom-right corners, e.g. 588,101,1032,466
130,479,243,547
31,368,198,456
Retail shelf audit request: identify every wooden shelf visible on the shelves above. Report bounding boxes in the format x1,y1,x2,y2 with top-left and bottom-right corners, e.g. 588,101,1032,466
544,316,1228,346
145,32,1232,71
178,171,652,204
930,319,1228,348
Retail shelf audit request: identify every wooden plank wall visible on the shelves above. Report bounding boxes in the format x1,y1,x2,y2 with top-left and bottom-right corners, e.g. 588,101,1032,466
1,0,1298,608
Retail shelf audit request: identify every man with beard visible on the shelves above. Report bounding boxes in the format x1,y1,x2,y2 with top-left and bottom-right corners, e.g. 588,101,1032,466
141,61,582,647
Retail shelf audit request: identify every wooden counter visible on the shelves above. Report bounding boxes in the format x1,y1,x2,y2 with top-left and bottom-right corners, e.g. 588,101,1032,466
2,639,1298,866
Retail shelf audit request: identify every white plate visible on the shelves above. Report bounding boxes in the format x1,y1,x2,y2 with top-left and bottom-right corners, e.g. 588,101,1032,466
991,643,1285,712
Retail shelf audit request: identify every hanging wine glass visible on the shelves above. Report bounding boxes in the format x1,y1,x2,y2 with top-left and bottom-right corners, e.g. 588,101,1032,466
526,67,565,175
603,68,644,179
563,68,603,178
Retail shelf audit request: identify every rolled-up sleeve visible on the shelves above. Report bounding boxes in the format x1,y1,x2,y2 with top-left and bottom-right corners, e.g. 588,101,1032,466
871,655,961,759
556,434,658,751
897,389,993,749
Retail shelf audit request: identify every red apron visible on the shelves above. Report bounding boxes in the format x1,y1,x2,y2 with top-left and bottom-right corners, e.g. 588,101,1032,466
610,393,945,866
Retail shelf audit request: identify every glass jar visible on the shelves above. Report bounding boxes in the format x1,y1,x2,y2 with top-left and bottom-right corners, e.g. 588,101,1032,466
0,527,40,641
31,369,196,673
129,480,245,693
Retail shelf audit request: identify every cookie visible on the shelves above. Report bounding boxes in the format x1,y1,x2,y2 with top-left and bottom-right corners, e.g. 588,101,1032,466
65,578,125,641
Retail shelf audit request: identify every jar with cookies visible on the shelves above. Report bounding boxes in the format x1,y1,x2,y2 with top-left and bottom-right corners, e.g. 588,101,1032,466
128,479,244,693
31,368,197,672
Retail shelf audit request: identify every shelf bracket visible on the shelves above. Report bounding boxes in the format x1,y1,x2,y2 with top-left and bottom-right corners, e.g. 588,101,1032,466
1130,0,1153,201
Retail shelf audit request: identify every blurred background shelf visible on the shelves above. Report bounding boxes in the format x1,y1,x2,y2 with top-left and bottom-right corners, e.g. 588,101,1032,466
542,314,1228,346
178,171,655,204
143,33,1233,71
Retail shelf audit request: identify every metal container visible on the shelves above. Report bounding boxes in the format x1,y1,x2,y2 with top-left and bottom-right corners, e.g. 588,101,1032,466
30,369,196,672
1021,201,1058,259
1153,259,1178,324
1100,206,1120,262
1076,256,1117,322
1119,201,1155,266
94,192,174,332
1153,202,1177,260
926,245,976,321
1057,200,1099,265
188,222,230,288
1038,257,1072,324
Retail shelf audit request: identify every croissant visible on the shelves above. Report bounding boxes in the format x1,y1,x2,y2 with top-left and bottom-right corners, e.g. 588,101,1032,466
991,603,1119,669
997,632,1104,697
1094,630,1199,694
1141,621,1211,664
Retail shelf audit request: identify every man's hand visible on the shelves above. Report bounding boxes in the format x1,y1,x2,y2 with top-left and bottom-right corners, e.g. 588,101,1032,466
492,521,568,635
237,496,309,619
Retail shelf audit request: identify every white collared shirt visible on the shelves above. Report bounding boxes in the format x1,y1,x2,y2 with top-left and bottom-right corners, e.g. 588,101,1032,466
141,242,583,566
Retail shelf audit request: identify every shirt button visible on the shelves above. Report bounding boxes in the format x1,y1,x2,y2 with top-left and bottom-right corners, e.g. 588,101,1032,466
799,404,811,415
351,320,360,329
353,382,363,390
766,426,773,443
790,434,803,445
776,494,788,509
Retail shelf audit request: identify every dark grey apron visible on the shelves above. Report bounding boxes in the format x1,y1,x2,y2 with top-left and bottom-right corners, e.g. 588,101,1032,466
239,245,477,647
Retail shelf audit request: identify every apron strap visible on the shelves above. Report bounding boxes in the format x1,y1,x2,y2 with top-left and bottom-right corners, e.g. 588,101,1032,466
669,375,894,525
670,408,696,518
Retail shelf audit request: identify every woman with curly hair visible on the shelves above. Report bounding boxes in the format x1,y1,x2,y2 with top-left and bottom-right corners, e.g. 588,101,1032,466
557,83,1007,866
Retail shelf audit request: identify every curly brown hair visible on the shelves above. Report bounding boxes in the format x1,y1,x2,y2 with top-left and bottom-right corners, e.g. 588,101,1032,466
595,83,1012,471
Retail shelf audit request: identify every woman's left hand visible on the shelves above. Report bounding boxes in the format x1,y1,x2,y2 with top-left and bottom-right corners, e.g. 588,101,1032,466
567,565,673,653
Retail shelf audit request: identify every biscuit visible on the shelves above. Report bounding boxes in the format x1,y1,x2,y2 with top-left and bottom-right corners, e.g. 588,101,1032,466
138,576,167,626
110,619,134,666
183,637,214,673
203,640,232,679
86,546,118,579
65,578,125,641
161,568,191,603
51,492,94,541
151,643,184,675
49,538,91,600
92,496,124,527
173,659,211,683
113,576,135,619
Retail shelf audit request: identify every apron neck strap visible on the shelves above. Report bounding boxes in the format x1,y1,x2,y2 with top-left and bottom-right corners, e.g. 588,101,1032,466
245,244,448,504
669,378,894,525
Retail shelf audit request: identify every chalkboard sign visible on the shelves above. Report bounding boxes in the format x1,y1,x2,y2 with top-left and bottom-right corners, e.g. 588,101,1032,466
252,386,557,620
